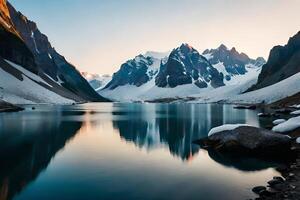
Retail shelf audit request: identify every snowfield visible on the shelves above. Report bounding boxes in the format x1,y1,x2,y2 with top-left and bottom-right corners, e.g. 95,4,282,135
0,60,74,104
100,70,300,104
227,72,300,104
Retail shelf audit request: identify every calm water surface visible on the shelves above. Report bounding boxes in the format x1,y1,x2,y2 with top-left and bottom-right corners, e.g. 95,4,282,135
0,103,283,200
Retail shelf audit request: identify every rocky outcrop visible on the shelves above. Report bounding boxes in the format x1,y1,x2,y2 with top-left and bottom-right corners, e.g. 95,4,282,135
0,99,23,112
195,126,292,156
156,44,224,88
250,31,300,91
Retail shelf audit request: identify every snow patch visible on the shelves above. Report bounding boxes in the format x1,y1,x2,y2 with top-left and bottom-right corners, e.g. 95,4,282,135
272,116,300,133
31,31,40,54
291,110,300,115
202,53,213,60
208,124,253,137
273,119,286,125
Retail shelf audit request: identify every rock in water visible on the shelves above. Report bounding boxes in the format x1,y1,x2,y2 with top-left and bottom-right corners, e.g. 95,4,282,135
195,126,292,156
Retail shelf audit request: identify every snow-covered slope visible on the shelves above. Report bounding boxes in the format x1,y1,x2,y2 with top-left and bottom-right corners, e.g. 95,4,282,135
0,59,74,104
228,72,300,104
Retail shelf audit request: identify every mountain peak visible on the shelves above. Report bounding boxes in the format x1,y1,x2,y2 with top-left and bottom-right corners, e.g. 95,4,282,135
0,0,10,19
230,47,237,52
179,43,194,51
218,44,228,50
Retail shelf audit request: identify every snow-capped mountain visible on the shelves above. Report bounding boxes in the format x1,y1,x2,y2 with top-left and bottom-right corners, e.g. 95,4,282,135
155,43,224,88
99,44,265,102
188,32,300,104
103,54,164,90
203,44,266,84
0,0,108,104
81,72,111,90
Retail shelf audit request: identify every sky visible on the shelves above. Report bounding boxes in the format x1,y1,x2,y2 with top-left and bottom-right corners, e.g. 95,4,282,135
9,0,300,75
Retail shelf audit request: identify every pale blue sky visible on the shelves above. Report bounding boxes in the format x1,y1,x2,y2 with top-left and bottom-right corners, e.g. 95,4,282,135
9,0,300,74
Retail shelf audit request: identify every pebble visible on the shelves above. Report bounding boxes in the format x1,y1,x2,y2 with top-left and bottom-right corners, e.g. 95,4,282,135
252,186,266,194
273,176,285,182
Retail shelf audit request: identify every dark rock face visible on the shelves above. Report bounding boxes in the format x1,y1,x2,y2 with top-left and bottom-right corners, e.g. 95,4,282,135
104,55,159,90
0,0,37,73
203,44,265,78
250,31,300,91
6,2,107,102
155,44,224,88
196,126,292,155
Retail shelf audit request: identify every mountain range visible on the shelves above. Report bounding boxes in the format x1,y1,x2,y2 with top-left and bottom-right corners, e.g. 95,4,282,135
0,0,108,104
96,32,300,104
98,43,266,102
1,0,299,105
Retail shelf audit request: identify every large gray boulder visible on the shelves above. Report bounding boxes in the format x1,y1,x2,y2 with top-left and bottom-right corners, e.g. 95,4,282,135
195,126,292,156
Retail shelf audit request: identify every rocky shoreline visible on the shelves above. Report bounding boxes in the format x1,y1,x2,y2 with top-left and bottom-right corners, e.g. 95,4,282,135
244,104,300,200
194,101,300,200
0,100,24,113
250,127,300,200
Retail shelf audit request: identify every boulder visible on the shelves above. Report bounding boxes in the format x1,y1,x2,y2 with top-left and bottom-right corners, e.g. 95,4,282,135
195,126,292,156
252,186,266,194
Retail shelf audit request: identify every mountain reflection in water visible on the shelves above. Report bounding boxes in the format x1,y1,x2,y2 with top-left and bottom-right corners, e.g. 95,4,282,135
0,107,84,200
0,103,286,200
112,103,257,161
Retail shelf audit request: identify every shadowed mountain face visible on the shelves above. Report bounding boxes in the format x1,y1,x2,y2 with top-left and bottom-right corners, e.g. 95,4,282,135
0,0,37,74
250,31,300,91
6,2,107,102
156,44,224,88
104,55,160,90
0,109,83,200
203,44,265,81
